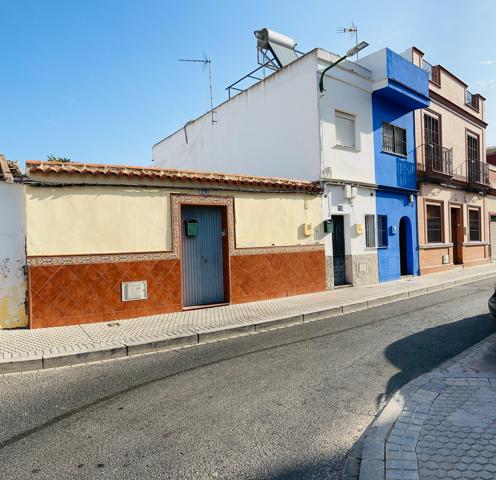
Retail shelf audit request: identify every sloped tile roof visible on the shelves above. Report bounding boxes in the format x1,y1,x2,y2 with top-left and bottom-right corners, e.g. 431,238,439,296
26,161,321,193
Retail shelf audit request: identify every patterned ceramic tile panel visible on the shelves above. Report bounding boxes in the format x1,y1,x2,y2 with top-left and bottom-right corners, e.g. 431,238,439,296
230,250,326,304
28,260,182,328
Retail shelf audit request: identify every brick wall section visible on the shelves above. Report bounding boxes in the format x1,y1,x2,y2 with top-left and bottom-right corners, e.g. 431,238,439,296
230,250,326,304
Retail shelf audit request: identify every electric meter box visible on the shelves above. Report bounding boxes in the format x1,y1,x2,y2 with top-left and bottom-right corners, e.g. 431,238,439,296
185,219,198,237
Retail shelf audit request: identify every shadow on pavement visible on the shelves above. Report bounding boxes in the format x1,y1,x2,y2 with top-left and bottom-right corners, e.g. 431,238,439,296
382,313,496,403
252,454,345,480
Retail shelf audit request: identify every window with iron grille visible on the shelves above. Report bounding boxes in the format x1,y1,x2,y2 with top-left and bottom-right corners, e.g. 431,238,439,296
469,209,481,242
467,134,479,162
377,215,388,247
382,122,407,156
365,215,376,247
426,204,442,243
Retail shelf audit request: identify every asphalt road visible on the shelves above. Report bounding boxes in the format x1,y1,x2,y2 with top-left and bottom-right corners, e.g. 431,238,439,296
1,279,495,480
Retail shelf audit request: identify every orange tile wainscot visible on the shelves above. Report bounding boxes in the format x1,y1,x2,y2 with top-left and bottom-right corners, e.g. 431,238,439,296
28,249,326,328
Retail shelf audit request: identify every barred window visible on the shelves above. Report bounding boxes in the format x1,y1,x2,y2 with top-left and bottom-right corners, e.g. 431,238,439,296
469,209,481,242
426,204,442,243
365,215,376,247
377,215,388,247
382,122,407,156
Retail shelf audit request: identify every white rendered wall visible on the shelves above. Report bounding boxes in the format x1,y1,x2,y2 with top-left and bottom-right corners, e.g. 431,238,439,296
318,57,376,185
322,185,377,257
0,183,27,328
153,52,321,181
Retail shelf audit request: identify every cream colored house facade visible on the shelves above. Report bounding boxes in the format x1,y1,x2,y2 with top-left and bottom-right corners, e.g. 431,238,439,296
24,161,327,329
486,147,496,260
406,48,490,274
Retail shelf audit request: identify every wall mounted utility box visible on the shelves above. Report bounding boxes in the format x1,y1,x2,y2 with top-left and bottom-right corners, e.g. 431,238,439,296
442,254,449,265
122,281,148,302
185,218,198,237
355,223,364,235
323,219,333,234
303,223,313,236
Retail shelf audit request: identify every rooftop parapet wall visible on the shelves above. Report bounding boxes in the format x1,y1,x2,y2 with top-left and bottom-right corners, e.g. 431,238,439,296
359,48,429,110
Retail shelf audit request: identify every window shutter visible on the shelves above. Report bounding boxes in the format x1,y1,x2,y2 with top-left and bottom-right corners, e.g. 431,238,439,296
335,111,356,149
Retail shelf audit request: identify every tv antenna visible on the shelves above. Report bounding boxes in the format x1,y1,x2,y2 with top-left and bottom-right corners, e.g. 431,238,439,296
337,22,360,59
179,55,216,125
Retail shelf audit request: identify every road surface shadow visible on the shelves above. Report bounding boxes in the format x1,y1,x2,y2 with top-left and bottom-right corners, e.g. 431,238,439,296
252,453,345,480
381,313,496,405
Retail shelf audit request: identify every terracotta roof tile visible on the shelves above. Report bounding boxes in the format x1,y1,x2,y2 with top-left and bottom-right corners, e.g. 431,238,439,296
25,161,321,193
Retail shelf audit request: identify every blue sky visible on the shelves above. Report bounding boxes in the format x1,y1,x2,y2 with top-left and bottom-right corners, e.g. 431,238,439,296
1,0,495,167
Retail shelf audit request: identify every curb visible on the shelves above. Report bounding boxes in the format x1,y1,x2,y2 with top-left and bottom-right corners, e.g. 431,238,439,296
343,332,496,480
1,271,494,375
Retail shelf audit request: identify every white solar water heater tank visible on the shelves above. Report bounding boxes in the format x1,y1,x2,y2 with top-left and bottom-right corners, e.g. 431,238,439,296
257,28,296,50
256,28,298,67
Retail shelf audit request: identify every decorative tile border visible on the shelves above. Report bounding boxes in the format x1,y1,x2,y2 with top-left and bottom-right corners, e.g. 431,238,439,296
28,193,324,266
27,252,177,267
232,244,323,256
170,193,236,255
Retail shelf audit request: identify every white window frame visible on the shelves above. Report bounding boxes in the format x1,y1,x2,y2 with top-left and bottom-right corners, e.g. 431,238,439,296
335,110,356,149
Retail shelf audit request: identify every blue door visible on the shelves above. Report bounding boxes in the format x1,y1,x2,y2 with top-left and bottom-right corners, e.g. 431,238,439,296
181,205,224,307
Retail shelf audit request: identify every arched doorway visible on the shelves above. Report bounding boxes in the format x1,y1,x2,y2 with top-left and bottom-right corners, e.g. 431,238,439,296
399,217,412,276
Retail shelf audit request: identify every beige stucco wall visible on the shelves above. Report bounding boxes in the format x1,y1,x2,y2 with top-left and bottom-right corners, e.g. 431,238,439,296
26,186,171,255
417,183,486,246
415,102,485,179
26,185,323,256
429,73,484,122
233,193,322,248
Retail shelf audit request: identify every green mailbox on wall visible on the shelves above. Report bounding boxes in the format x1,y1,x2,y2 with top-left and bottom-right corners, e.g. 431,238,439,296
185,218,198,237
323,219,333,234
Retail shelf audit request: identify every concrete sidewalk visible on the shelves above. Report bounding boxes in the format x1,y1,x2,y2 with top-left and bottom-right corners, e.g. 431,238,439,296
345,326,496,480
1,263,496,374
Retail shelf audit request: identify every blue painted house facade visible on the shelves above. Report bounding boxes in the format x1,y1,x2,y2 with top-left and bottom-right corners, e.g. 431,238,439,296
360,49,430,282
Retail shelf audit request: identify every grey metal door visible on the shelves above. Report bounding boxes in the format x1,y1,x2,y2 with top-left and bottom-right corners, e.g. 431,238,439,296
332,215,346,286
181,205,224,307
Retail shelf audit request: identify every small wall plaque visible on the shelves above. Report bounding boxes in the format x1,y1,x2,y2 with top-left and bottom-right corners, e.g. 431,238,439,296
121,281,148,302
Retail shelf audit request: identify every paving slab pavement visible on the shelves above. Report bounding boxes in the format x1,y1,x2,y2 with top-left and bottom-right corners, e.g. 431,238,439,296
345,329,496,480
1,263,496,374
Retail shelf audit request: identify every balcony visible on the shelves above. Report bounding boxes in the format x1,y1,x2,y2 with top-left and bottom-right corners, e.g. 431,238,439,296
468,159,489,187
417,143,453,180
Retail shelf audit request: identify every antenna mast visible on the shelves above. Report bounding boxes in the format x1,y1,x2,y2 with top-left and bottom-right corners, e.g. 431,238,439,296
337,23,359,59
179,57,216,125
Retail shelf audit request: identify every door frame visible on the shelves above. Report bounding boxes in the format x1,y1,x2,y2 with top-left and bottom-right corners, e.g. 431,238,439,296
449,203,464,265
331,214,348,286
399,216,413,276
173,195,232,310
489,211,496,261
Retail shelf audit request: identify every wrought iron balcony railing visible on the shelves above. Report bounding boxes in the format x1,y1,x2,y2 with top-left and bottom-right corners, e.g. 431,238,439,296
418,143,453,178
468,159,490,186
